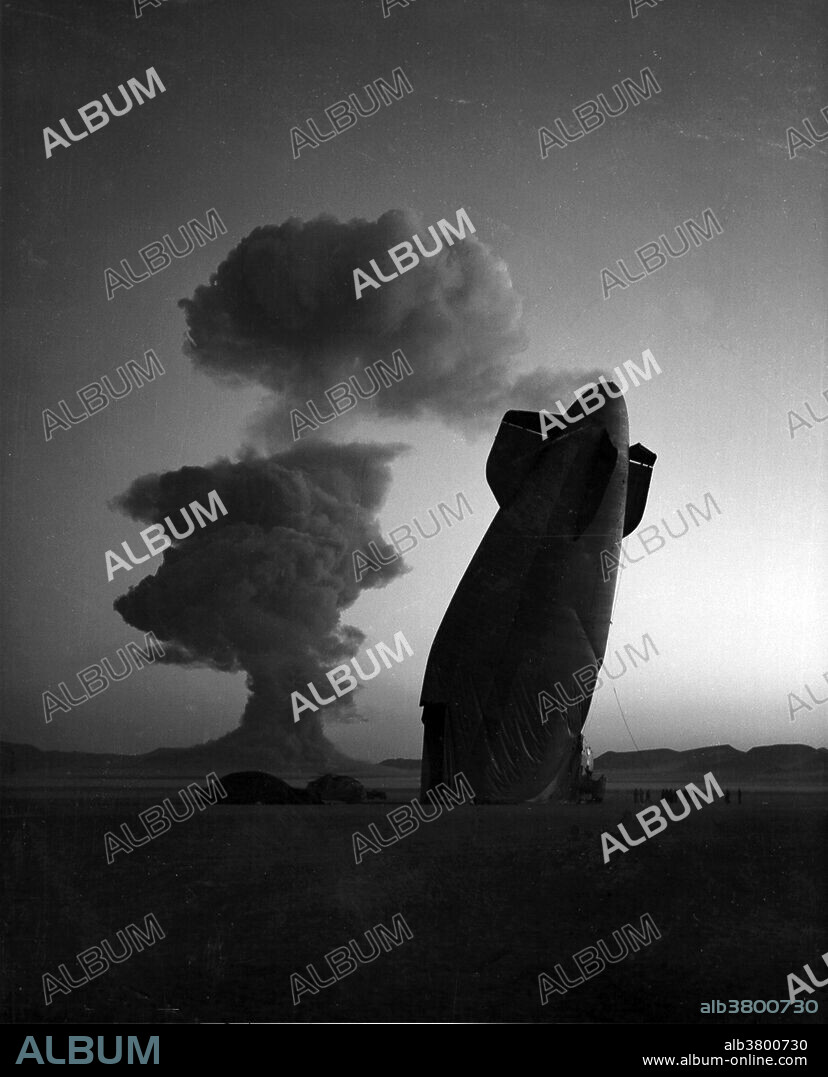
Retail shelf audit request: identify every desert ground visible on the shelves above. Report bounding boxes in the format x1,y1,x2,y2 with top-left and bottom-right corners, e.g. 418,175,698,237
2,781,825,1024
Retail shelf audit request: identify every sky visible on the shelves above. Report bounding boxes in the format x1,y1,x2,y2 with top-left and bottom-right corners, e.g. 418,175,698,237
1,0,826,763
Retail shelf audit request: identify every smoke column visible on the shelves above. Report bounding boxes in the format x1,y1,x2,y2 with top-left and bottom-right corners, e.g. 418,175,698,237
113,443,407,766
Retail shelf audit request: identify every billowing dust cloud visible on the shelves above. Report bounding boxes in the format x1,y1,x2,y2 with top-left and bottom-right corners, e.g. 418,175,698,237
113,443,406,766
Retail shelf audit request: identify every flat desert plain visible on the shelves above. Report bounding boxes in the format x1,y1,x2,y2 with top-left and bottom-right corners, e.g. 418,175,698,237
2,784,825,1023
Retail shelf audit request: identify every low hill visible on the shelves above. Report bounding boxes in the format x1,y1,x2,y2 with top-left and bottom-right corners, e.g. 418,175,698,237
0,739,362,780
2,741,824,785
594,744,827,785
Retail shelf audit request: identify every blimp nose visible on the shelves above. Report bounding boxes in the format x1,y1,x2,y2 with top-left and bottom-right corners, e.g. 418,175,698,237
486,384,629,509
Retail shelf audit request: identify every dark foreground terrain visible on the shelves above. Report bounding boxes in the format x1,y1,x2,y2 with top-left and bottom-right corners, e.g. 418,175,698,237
2,785,826,1023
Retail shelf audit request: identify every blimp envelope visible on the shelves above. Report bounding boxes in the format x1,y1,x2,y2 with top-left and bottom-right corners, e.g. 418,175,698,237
420,384,656,803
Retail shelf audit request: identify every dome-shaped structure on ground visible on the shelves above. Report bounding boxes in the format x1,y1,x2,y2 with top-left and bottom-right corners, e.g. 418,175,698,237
219,771,322,804
306,773,367,803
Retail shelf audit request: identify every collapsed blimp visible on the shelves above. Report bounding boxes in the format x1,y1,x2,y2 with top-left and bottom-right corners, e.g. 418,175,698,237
419,382,656,804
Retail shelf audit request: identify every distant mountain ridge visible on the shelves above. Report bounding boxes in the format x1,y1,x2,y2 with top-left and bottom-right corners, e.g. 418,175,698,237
594,744,827,784
1,741,825,784
0,740,358,779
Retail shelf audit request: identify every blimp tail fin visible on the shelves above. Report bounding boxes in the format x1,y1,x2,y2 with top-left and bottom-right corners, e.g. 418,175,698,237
623,443,657,536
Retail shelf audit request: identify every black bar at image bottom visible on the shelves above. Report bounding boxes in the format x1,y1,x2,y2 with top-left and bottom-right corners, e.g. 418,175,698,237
1,1020,826,1068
